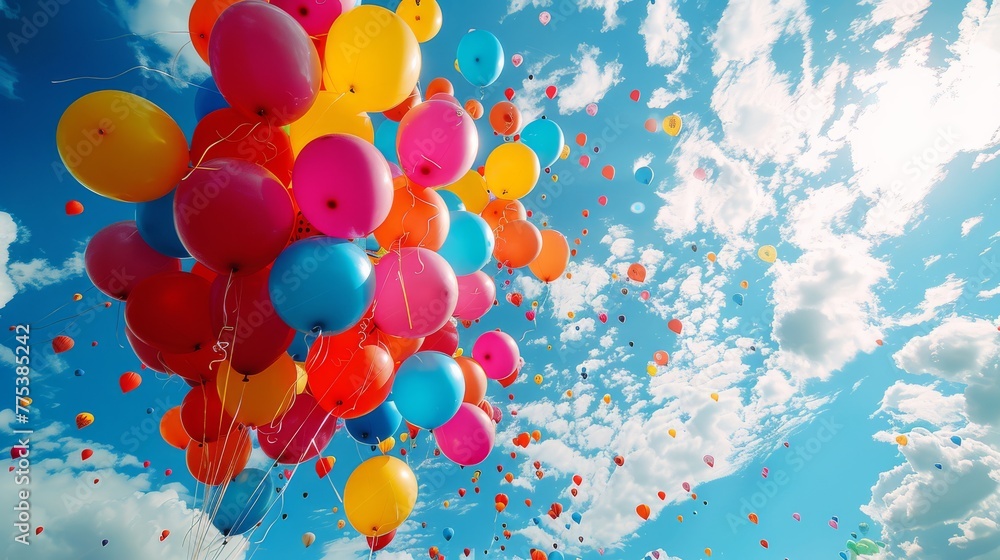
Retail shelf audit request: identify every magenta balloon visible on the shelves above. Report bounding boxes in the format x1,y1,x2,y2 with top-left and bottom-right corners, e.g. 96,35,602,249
418,320,459,355
472,331,519,380
175,158,294,275
85,221,180,301
293,134,394,238
434,403,496,466
209,269,295,375
397,99,479,188
373,247,458,338
491,402,502,424
257,393,337,464
453,271,495,321
271,0,354,35
209,1,321,125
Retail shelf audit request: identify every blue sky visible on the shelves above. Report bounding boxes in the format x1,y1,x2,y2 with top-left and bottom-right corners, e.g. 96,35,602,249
3,0,1000,559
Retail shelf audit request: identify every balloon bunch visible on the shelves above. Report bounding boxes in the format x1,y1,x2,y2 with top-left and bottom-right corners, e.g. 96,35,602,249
56,0,570,550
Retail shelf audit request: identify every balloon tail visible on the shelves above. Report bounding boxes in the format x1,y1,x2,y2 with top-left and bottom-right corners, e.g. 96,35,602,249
397,268,414,330
51,65,214,91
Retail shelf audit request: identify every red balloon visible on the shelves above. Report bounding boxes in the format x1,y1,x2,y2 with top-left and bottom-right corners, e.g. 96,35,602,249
175,158,293,275
185,427,252,485
367,529,396,551
257,393,337,464
190,108,294,186
161,345,227,385
209,268,294,375
180,381,236,443
125,325,165,372
85,221,180,300
307,338,394,419
125,272,215,354
418,320,459,355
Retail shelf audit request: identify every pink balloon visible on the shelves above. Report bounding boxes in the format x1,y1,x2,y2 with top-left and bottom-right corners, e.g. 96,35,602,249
434,403,496,466
209,1,321,125
257,393,337,464
293,134,394,238
209,268,294,375
472,331,519,380
271,0,354,35
693,167,707,181
175,158,293,275
373,248,458,338
453,271,495,321
397,99,479,188
418,320,459,355
85,221,180,300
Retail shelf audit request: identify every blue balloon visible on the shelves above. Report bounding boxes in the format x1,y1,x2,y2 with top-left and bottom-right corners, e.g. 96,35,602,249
839,553,848,560
564,523,571,529
374,119,400,165
934,462,943,469
732,293,744,306
364,234,381,253
269,237,375,334
634,166,654,185
74,369,84,376
207,468,275,536
549,552,565,560
102,539,109,547
345,399,402,445
443,527,454,541
520,119,565,168
571,511,582,524
392,351,464,429
532,517,541,525
437,211,495,275
456,30,504,87
437,190,466,212
136,189,190,258
287,335,309,362
194,76,228,122
951,435,962,446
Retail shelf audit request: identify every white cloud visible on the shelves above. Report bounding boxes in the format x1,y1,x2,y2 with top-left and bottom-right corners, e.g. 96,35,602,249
0,211,17,309
711,0,811,72
924,254,942,269
8,250,85,291
891,275,965,327
852,0,932,52
506,0,632,31
876,381,967,427
0,54,19,99
639,0,690,67
556,45,623,115
112,0,209,82
962,215,984,236
978,284,1000,299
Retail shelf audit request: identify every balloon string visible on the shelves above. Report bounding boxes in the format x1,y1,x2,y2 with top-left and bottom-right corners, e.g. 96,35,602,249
186,122,263,181
169,39,192,78
94,30,188,41
397,268,414,330
50,65,215,90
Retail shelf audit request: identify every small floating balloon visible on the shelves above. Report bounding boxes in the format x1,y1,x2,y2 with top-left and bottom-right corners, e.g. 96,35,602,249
896,435,908,446
663,114,682,136
629,89,640,102
634,166,653,185
512,53,523,67
585,103,598,116
757,245,777,263
539,11,551,25
694,167,707,180
630,202,645,213
65,200,84,215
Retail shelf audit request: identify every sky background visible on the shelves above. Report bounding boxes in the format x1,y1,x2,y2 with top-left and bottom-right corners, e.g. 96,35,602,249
2,0,1000,559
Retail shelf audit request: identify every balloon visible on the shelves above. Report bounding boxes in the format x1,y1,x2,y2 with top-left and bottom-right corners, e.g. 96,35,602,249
485,143,540,200
85,221,181,301
209,1,320,126
464,99,484,120
454,271,496,321
302,532,316,548
733,293,745,306
392,351,464,430
194,76,229,121
455,356,488,405
703,455,715,468
456,30,504,87
443,527,454,541
125,272,214,354
398,100,478,188
663,114,682,136
180,381,235,443
269,237,375,334
951,435,963,446
493,220,542,268
191,108,294,185
118,371,141,393
160,406,190,450
418,321,459,357
435,403,495,466
895,435,908,446
668,319,683,335
216,355,296,427
307,341,394,419
175,158,293,275
257,393,337,464
489,101,521,136
480,199,526,232
271,0,353,35
438,209,493,275
75,412,94,429
472,331,519,380
188,0,239,63
290,91,374,156
374,183,450,251
520,119,565,167
160,345,226,385
185,427,252,485
424,77,454,99
634,166,654,185
344,456,417,536
373,248,458,338
528,230,569,283
206,467,275,536
65,200,84,215
442,170,489,213
396,0,442,42
325,6,421,113
135,190,190,259
56,91,188,202
209,269,295,375
346,399,402,445
367,529,396,551
757,245,777,263
437,189,466,212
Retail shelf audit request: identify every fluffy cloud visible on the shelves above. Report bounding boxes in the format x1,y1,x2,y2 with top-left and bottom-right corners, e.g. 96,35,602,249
0,211,17,309
0,54,19,99
852,0,932,52
890,275,965,327
556,45,623,115
639,0,689,67
875,381,967,427
962,215,984,236
112,0,209,82
8,250,85,291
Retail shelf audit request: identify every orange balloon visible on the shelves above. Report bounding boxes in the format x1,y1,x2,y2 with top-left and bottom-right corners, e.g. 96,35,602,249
180,381,236,444
455,357,487,404
480,199,526,232
373,184,450,250
489,101,521,136
464,99,484,120
425,77,454,98
382,86,422,122
188,0,240,65
185,427,252,485
528,230,570,283
159,406,190,450
493,220,542,268
307,343,394,419
636,503,651,520
216,355,296,428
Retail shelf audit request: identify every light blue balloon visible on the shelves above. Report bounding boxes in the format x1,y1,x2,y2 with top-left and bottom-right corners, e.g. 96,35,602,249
364,234,381,253
456,30,504,87
630,202,645,213
520,119,565,168
135,189,190,258
571,511,582,524
207,468,275,536
345,399,402,445
287,335,309,362
732,293,744,306
549,552,565,560
269,237,375,334
392,351,464,429
951,435,962,446
437,190,466,212
634,166,654,185
374,119,400,165
437,211,495,275
443,527,454,541
532,517,541,525
194,76,228,122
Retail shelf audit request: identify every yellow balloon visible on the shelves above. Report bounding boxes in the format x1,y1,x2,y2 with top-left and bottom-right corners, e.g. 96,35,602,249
399,433,408,443
602,394,611,404
325,6,421,113
378,436,396,454
566,390,573,397
710,392,719,402
56,90,188,202
646,364,657,376
454,347,464,357
344,456,417,536
567,311,575,319
216,355,296,428
663,114,682,137
533,374,543,385
440,170,489,213
895,435,908,446
337,519,346,529
289,91,373,156
485,143,540,200
395,0,442,43
294,361,308,394
757,245,777,263
560,144,570,159
740,280,749,289
706,252,717,263
443,500,450,508
668,428,677,438
611,272,619,280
